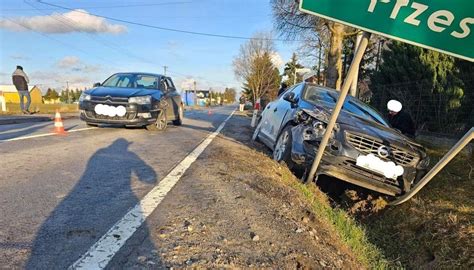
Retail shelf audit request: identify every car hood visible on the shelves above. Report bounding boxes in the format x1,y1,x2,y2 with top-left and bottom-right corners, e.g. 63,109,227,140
86,87,162,98
302,105,423,151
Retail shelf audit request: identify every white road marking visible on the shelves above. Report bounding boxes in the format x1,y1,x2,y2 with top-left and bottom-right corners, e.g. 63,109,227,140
0,127,97,142
69,110,235,270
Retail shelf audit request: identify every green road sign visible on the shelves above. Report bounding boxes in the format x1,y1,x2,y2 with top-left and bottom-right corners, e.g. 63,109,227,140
299,0,473,61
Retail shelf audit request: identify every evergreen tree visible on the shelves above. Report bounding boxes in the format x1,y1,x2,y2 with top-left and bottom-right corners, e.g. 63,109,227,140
283,53,304,87
370,42,465,132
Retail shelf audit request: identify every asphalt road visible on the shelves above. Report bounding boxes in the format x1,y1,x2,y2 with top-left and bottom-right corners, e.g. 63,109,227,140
0,106,234,269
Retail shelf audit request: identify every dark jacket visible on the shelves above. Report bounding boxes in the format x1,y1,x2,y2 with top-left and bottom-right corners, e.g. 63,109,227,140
388,110,416,137
239,96,246,105
12,69,29,91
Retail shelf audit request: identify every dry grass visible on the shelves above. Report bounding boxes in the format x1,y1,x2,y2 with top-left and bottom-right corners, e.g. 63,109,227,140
2,103,78,114
364,149,474,268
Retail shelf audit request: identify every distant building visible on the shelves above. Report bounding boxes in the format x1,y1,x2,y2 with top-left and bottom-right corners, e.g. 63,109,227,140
43,97,61,104
0,85,43,104
182,90,210,106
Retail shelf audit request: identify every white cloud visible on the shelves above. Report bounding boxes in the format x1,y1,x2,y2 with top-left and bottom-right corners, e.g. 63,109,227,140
30,70,99,91
270,52,284,68
56,56,101,73
179,78,196,90
0,9,127,34
57,56,81,69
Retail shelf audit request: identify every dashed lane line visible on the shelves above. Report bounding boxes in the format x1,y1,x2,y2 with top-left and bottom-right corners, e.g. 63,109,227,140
69,109,235,269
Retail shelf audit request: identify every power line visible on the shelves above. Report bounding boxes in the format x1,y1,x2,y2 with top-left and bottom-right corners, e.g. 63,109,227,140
2,1,194,11
1,16,118,66
36,0,305,42
23,0,158,66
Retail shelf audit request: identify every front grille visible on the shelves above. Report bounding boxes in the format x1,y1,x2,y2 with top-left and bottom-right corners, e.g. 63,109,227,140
85,110,136,121
345,131,418,166
341,160,399,186
91,96,129,105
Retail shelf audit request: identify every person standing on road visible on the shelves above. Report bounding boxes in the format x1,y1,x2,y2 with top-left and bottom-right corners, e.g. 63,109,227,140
12,65,31,114
239,95,246,112
387,100,416,138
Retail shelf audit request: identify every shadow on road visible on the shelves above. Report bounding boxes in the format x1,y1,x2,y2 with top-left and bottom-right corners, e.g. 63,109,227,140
26,138,158,269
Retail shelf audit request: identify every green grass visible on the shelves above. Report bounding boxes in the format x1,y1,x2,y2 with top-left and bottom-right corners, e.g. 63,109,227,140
278,169,391,269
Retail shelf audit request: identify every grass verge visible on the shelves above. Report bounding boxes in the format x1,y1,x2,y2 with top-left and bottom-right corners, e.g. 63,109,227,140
278,168,390,269
2,103,78,114
363,149,473,268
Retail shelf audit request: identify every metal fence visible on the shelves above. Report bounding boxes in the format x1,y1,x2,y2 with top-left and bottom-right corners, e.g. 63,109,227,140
369,78,474,138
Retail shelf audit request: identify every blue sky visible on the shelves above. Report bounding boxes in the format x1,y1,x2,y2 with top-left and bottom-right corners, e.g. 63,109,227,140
0,0,299,93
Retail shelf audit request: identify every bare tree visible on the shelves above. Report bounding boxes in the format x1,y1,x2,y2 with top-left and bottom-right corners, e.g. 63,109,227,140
271,0,357,90
233,32,280,103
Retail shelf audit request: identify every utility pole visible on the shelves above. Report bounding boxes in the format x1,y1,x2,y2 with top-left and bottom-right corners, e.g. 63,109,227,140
193,80,197,107
162,66,168,76
66,81,69,104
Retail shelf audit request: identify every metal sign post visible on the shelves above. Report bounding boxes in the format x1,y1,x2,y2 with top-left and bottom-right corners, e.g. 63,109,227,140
390,128,474,205
306,32,372,183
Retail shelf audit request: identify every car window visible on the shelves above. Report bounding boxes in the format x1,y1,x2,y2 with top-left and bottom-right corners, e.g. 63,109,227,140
303,86,389,126
291,84,304,99
166,78,175,91
136,75,158,89
102,73,160,89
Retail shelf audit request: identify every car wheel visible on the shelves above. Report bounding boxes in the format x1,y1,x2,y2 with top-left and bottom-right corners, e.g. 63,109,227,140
172,105,184,126
273,125,293,167
146,110,167,131
252,118,263,142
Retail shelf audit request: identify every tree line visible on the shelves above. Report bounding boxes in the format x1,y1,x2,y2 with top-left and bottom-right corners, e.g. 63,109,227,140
43,88,85,103
232,0,473,134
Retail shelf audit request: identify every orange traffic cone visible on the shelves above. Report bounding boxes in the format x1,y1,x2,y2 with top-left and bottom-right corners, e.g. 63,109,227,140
54,110,67,135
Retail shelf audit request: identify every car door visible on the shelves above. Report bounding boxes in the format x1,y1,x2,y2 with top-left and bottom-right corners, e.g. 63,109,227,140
165,78,181,120
270,84,304,143
259,85,297,142
159,77,174,119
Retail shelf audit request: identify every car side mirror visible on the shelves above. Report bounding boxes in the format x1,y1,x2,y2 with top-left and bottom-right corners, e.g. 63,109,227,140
93,82,101,87
283,92,298,105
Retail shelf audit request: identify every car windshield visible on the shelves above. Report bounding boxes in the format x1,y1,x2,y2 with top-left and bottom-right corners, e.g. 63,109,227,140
303,86,389,127
102,73,160,89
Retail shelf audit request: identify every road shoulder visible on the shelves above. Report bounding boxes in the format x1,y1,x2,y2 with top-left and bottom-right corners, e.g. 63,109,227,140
108,114,367,268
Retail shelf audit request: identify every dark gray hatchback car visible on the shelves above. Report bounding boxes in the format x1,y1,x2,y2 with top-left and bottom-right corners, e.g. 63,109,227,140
253,83,430,197
79,72,183,131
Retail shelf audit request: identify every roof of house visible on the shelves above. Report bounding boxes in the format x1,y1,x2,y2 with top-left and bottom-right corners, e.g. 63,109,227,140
0,85,38,93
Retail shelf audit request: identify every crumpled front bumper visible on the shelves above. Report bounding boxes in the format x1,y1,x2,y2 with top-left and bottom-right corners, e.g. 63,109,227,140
290,124,419,196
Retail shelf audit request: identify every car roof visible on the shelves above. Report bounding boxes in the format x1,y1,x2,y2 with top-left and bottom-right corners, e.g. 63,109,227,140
113,72,165,77
303,83,339,93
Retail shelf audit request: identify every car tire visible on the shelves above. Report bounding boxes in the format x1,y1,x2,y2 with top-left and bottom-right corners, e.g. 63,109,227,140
172,105,184,126
273,125,294,168
86,122,98,127
146,110,167,131
252,118,263,142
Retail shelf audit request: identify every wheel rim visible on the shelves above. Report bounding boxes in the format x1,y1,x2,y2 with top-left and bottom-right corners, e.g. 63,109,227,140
274,130,289,161
156,112,166,129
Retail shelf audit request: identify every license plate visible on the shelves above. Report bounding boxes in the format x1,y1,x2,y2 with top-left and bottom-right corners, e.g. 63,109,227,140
94,104,127,117
356,154,404,180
